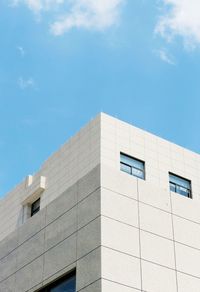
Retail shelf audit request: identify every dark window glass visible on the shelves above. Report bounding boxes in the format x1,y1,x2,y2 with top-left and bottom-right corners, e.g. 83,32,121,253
51,275,75,292
31,198,40,217
169,173,192,198
120,153,145,180
38,271,76,292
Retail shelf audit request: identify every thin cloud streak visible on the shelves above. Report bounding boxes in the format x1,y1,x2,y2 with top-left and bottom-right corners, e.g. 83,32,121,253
155,48,175,65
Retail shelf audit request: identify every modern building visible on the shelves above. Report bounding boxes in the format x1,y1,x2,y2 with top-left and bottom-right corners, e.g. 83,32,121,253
0,113,200,292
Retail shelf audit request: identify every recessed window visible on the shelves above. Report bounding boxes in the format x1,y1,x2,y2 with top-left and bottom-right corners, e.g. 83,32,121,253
120,153,145,180
38,270,76,292
169,173,192,198
31,198,40,217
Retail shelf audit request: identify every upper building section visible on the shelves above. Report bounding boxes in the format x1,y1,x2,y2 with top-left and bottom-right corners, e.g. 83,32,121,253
0,112,200,242
101,113,200,198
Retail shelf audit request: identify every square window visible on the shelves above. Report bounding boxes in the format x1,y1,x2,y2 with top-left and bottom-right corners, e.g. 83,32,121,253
120,153,145,180
169,173,192,198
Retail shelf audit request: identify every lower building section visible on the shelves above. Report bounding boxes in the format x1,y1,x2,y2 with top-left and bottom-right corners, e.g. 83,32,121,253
1,166,200,292
0,167,101,292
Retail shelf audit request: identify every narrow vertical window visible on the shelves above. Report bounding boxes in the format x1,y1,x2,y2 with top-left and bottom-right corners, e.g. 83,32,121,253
31,198,40,217
169,173,192,198
120,153,145,180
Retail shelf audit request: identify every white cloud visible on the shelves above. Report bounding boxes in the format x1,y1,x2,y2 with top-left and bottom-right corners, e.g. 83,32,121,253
11,0,125,35
50,0,124,35
155,48,175,65
156,0,200,49
18,77,36,89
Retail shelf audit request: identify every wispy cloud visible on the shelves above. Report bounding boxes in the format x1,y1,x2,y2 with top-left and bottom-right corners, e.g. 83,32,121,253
18,77,36,90
11,0,125,35
50,0,125,35
156,0,200,49
17,46,25,56
155,48,175,65
12,0,127,36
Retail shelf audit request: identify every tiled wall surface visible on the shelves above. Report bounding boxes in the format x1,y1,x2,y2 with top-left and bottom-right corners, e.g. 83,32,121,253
1,113,200,291
100,113,200,292
101,168,200,292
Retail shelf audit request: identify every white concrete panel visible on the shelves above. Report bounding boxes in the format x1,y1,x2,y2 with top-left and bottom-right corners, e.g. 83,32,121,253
139,203,173,239
101,189,138,227
138,179,171,212
173,215,200,250
171,192,200,224
177,272,200,292
101,166,138,200
101,216,140,257
141,230,175,269
175,242,200,278
102,247,141,290
142,261,177,292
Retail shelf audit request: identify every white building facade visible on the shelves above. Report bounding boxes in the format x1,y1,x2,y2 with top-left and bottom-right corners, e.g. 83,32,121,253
0,113,200,292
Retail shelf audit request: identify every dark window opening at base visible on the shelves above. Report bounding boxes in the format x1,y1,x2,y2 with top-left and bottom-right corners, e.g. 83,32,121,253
38,270,76,292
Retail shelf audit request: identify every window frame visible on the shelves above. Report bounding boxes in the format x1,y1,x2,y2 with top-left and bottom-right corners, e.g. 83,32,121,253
169,172,192,199
120,152,145,180
37,270,76,292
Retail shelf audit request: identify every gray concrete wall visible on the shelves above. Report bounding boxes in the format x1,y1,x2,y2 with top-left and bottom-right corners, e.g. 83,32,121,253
0,166,101,292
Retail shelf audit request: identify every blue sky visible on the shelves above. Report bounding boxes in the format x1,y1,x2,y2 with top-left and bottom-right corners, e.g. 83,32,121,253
0,0,200,196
